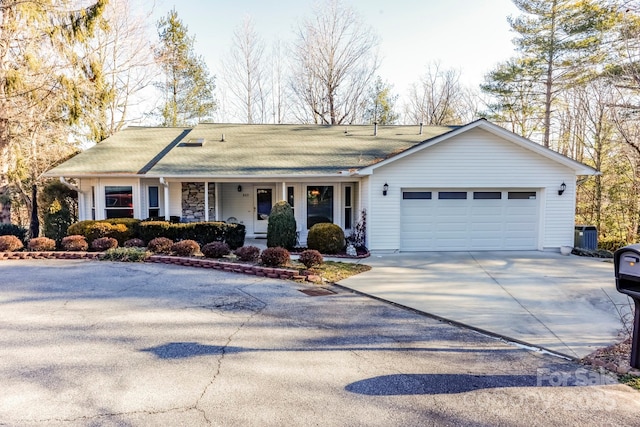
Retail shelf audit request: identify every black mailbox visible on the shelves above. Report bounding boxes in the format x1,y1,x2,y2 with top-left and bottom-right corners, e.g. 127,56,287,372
614,244,640,369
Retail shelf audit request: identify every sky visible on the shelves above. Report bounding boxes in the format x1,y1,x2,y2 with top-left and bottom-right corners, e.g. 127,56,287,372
147,0,521,112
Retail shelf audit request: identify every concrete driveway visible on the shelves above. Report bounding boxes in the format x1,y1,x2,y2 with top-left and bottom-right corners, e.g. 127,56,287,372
1,259,639,426
339,251,629,359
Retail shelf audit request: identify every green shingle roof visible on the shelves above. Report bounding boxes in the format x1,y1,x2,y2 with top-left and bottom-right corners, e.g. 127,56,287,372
47,123,458,178
46,127,191,176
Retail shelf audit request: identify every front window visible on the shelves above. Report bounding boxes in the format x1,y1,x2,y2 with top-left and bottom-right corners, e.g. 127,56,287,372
105,186,133,218
307,185,333,229
344,186,352,230
148,186,159,218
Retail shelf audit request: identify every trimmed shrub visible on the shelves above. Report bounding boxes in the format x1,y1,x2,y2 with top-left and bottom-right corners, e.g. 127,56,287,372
201,241,230,258
138,221,177,242
28,237,56,251
0,224,28,245
147,237,174,254
172,239,200,256
101,247,150,262
307,223,345,254
260,247,290,267
61,235,88,251
267,201,297,250
124,238,146,248
91,237,119,251
225,223,246,249
67,220,136,245
0,235,24,252
298,249,323,268
234,245,260,262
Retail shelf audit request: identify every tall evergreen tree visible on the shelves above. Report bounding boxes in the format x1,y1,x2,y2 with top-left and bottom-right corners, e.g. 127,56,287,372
484,0,616,147
155,9,216,126
0,0,107,226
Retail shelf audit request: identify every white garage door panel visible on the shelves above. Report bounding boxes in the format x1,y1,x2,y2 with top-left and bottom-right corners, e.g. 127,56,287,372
400,189,538,251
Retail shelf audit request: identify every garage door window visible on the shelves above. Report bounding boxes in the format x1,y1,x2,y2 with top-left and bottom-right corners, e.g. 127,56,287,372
508,191,536,200
438,191,467,200
474,191,502,200
403,191,432,199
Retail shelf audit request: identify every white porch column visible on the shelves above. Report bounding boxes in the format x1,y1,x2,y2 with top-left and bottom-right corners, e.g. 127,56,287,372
204,181,209,221
215,182,220,221
281,181,286,201
160,177,170,221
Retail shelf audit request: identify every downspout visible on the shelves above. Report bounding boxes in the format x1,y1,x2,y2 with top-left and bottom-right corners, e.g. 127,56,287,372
159,177,170,221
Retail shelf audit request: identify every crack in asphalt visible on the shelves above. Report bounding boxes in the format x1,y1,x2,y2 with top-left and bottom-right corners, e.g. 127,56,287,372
12,406,205,425
193,285,268,424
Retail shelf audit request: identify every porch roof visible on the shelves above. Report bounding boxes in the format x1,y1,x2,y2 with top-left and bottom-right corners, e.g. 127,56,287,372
46,123,457,178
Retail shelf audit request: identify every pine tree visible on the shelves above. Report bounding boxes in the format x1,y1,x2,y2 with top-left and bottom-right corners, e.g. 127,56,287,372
155,9,216,126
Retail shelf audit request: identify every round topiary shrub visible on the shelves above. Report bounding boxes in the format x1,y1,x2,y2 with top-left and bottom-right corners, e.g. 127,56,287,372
201,241,231,258
172,239,200,256
27,237,56,251
147,237,174,254
260,247,290,267
0,235,24,252
91,237,119,251
234,245,261,262
61,235,88,252
307,223,345,254
124,238,146,248
298,249,323,268
267,201,297,250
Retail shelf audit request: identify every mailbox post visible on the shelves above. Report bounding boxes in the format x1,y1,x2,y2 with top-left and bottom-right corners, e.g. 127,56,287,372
614,244,640,369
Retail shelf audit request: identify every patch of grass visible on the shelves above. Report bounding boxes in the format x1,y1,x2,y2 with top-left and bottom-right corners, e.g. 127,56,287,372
101,247,151,262
292,260,371,283
620,374,640,390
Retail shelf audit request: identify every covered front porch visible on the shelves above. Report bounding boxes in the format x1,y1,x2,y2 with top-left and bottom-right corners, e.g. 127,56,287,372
157,179,360,241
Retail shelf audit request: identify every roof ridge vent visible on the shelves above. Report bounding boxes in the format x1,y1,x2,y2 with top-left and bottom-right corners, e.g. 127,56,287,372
182,138,206,147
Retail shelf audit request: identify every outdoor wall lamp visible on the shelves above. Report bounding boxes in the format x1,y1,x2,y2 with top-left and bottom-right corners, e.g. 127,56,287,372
237,185,242,192
383,182,389,196
558,182,566,196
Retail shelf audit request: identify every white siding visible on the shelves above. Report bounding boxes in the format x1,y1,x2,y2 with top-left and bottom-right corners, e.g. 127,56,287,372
168,182,182,218
367,127,576,251
220,183,254,231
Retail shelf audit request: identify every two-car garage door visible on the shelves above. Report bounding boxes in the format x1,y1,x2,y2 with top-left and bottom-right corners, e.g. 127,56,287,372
400,189,539,251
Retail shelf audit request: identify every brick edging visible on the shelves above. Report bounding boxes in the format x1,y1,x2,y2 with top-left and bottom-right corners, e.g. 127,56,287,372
0,251,101,260
0,251,321,283
147,254,316,282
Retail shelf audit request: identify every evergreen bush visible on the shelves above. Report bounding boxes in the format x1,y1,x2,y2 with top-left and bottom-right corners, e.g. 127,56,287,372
267,201,297,250
307,223,345,254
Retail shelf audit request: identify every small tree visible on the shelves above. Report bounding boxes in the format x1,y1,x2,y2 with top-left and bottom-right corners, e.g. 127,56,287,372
267,201,297,249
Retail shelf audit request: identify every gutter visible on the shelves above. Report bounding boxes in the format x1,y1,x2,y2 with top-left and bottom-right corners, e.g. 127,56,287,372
59,177,82,193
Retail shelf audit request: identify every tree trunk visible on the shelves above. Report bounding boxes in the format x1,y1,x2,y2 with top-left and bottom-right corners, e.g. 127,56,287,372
29,184,39,238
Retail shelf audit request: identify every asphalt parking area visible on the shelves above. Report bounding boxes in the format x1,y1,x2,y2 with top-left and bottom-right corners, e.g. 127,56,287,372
0,259,639,426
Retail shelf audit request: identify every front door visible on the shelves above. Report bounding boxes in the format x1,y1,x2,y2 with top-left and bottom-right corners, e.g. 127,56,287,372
254,187,274,234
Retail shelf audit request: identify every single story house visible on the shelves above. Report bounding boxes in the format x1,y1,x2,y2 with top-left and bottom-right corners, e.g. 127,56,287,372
45,119,597,252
